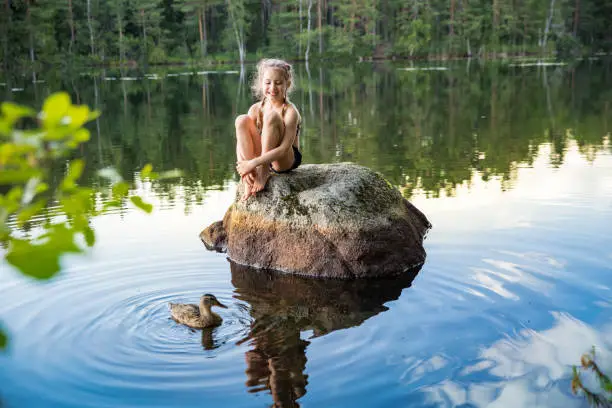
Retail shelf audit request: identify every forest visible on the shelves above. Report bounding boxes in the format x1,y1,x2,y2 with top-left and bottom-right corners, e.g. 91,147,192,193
1,0,611,71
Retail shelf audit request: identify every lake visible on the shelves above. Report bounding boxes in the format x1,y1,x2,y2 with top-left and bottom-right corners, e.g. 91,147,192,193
1,60,611,407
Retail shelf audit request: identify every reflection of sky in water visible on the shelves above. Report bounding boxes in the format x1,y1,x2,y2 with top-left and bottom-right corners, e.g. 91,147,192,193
406,142,611,407
0,137,611,407
424,314,612,407
300,141,611,407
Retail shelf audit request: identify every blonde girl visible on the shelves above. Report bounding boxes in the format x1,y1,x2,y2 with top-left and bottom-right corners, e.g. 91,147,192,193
235,58,302,200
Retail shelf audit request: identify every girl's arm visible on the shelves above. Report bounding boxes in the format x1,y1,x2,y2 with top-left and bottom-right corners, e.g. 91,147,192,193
239,108,299,173
247,103,260,122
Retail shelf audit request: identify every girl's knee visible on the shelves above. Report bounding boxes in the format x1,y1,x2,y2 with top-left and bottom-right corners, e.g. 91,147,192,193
263,110,282,128
235,114,252,129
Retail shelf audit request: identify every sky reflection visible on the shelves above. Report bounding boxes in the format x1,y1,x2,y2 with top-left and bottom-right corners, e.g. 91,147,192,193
423,313,612,407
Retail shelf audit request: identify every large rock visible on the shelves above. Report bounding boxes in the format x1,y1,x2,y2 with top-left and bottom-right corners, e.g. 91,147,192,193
200,163,431,279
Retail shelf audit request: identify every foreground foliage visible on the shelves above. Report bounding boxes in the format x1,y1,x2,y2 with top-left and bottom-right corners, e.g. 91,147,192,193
0,92,178,349
572,348,612,407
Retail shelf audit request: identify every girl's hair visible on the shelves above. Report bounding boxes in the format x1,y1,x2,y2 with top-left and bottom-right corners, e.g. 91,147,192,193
251,58,295,100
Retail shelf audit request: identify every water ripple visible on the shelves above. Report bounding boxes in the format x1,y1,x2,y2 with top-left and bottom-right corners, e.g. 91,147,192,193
0,245,253,406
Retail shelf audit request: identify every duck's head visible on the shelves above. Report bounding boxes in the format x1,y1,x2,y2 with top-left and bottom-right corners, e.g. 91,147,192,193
200,294,228,309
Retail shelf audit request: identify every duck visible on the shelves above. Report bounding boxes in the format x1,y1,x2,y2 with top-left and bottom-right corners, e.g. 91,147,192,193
169,294,228,329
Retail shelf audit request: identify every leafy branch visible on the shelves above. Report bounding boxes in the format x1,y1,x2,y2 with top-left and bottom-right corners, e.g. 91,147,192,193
0,92,180,350
572,348,612,407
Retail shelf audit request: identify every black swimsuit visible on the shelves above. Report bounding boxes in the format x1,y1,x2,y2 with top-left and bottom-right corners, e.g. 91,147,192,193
256,97,302,173
270,145,302,174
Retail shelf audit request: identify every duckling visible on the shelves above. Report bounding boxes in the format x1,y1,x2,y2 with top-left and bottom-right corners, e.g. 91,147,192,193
169,294,228,329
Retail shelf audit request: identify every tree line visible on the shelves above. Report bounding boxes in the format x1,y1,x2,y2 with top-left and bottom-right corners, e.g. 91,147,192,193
1,0,611,71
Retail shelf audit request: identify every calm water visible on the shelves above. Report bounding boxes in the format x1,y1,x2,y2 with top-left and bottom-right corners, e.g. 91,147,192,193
1,61,611,407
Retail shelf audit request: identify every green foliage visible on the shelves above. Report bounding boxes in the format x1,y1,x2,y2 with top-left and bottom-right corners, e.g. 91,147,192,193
0,92,162,279
572,348,612,407
130,196,153,213
0,91,186,350
556,34,584,58
148,46,168,64
394,18,432,57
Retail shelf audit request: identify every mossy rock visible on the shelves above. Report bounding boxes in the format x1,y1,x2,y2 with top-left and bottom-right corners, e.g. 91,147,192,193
201,163,431,279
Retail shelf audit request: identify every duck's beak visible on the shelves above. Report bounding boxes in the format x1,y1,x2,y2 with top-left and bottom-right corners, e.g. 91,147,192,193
215,299,228,308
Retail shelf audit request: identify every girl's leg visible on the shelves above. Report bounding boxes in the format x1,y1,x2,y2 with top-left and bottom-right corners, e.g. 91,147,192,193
235,114,261,200
252,111,293,193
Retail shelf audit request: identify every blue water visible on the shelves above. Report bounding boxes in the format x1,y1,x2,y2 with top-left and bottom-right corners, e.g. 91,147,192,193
1,63,611,407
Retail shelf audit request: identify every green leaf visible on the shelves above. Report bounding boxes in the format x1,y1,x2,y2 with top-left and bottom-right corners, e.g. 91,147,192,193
0,222,9,242
7,186,23,202
16,199,47,227
1,102,35,126
130,196,153,213
0,327,6,350
141,163,154,179
599,371,612,391
35,182,49,195
102,200,122,210
42,127,72,141
112,182,130,198
0,118,10,135
61,159,84,191
82,225,95,247
88,110,101,121
0,168,42,185
41,92,71,129
66,105,90,129
61,188,94,217
6,226,82,280
6,238,63,279
0,142,36,164
72,128,90,143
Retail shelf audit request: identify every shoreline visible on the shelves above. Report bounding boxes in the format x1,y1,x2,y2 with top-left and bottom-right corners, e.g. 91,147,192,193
1,52,609,78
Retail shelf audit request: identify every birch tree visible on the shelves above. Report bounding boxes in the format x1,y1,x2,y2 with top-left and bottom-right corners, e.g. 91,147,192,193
305,0,312,62
86,0,96,58
67,0,75,54
108,0,126,64
2,0,11,71
226,0,248,65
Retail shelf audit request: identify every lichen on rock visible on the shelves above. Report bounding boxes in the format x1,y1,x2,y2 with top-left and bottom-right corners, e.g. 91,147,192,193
200,163,431,279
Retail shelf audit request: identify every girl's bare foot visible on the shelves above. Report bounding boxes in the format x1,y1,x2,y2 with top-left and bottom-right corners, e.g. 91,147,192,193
241,174,255,201
252,165,270,194
240,183,251,201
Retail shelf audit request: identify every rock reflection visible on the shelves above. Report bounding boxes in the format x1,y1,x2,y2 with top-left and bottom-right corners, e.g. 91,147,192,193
230,261,421,407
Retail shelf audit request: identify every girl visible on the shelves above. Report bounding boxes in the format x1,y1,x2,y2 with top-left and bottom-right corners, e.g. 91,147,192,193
235,58,302,201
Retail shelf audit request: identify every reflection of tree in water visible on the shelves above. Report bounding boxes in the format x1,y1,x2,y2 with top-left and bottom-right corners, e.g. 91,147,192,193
4,62,610,216
230,261,421,407
4,62,611,238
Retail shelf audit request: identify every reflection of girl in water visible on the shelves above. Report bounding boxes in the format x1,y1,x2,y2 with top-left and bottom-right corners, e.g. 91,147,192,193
244,328,309,406
235,58,303,201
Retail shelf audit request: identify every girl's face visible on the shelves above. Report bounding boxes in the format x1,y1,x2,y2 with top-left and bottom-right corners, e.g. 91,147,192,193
262,68,288,102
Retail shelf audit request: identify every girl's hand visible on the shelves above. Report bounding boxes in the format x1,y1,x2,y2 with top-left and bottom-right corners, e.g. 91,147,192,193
236,159,256,177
